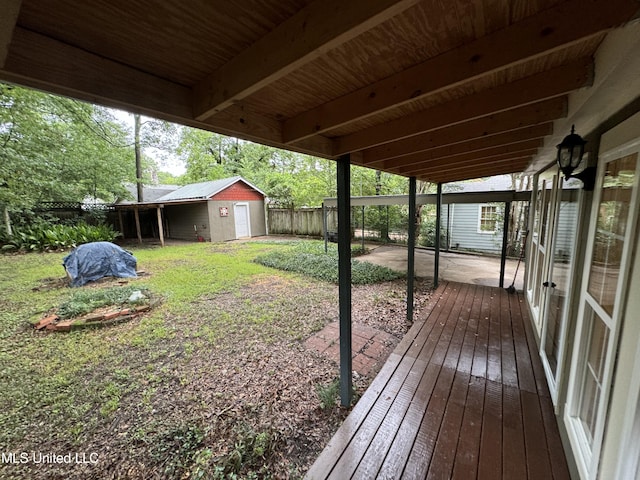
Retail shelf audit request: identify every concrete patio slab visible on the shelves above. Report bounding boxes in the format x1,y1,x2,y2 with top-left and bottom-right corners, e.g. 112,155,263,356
358,245,525,291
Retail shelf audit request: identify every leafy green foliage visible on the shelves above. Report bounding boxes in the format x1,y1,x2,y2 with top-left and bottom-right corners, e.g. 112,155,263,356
176,126,413,208
1,222,120,252
150,423,206,479
208,424,275,479
56,285,149,319
0,83,134,211
254,241,404,284
315,378,340,410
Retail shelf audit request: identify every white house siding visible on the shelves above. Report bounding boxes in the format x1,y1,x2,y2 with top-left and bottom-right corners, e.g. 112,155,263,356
445,203,503,254
164,203,211,241
441,201,577,256
553,201,579,261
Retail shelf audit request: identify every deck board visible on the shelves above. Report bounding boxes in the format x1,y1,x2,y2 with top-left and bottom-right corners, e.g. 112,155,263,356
305,282,570,480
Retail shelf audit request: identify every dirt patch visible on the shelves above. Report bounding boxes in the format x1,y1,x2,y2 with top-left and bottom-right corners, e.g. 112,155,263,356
6,275,433,479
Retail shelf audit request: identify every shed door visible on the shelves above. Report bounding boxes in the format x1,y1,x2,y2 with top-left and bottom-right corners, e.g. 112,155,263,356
234,203,250,238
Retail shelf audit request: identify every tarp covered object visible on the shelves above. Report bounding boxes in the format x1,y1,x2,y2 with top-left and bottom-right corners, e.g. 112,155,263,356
63,242,137,287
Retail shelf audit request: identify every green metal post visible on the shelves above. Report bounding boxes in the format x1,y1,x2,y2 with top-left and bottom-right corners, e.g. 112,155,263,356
407,177,416,323
434,183,442,288
322,202,328,253
500,201,511,288
337,154,352,407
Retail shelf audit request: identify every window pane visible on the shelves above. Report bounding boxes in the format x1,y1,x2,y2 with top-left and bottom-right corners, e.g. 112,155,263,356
480,205,498,232
544,196,579,377
587,154,637,315
578,304,610,446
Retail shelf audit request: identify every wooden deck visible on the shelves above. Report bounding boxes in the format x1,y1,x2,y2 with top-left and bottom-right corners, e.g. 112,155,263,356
305,282,570,480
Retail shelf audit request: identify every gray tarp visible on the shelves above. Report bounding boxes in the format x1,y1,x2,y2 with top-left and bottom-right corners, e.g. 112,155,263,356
63,242,137,287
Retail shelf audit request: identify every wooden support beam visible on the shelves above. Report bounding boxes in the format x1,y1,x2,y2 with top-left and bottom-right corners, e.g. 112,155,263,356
3,27,193,118
193,0,421,120
157,206,165,247
423,158,532,183
356,124,552,169
0,0,21,68
360,98,566,164
419,155,534,178
388,140,542,173
134,208,142,244
283,0,637,143
337,154,352,407
1,28,335,159
117,209,125,238
333,59,593,155
397,149,539,177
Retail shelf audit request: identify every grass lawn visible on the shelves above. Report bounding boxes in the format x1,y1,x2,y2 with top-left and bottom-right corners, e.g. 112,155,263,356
0,240,427,479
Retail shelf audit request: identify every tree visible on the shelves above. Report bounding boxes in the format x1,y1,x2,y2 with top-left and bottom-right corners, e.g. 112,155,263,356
176,127,341,207
0,84,135,231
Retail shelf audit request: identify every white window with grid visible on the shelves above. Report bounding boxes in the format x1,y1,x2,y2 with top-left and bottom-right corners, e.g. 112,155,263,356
477,204,499,234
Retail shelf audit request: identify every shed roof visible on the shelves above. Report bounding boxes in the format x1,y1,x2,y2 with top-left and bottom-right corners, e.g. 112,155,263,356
117,184,180,204
157,176,266,202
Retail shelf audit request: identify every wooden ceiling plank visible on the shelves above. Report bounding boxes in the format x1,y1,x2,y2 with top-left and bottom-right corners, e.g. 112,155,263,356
333,58,592,155
2,27,329,156
424,155,533,175
397,149,539,176
380,138,543,171
0,0,21,68
357,124,553,169
421,158,533,183
283,0,636,143
193,0,422,121
394,145,541,175
192,104,335,158
3,27,193,118
360,97,566,163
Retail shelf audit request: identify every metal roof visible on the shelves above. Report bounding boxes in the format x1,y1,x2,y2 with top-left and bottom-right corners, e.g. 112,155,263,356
117,184,180,204
156,176,265,202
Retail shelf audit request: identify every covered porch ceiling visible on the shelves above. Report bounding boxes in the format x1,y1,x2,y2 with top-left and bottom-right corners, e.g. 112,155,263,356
1,0,639,183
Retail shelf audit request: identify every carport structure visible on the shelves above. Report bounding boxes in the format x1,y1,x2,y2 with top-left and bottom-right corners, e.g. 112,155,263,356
3,2,640,479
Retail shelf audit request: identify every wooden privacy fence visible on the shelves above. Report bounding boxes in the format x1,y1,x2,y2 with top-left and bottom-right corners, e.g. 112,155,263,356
267,207,337,236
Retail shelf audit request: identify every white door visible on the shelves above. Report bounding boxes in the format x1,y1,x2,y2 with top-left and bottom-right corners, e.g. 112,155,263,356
527,173,559,334
234,203,251,238
565,144,639,479
539,176,581,404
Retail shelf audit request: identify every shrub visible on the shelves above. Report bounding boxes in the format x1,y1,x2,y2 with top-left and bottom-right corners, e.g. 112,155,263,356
315,379,340,410
1,222,120,252
254,241,403,284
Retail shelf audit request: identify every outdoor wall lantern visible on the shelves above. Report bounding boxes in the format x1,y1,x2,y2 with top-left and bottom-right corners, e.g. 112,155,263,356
556,125,596,190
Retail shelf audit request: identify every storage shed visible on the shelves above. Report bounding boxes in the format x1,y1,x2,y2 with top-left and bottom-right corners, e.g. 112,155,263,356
114,177,267,243
160,177,266,242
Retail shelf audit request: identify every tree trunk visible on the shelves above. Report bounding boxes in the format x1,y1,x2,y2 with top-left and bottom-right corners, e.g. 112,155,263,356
3,205,12,237
134,114,143,202
415,180,432,244
375,170,390,241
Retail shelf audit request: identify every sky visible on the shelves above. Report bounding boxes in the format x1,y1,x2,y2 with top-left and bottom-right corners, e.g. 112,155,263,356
110,108,186,177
